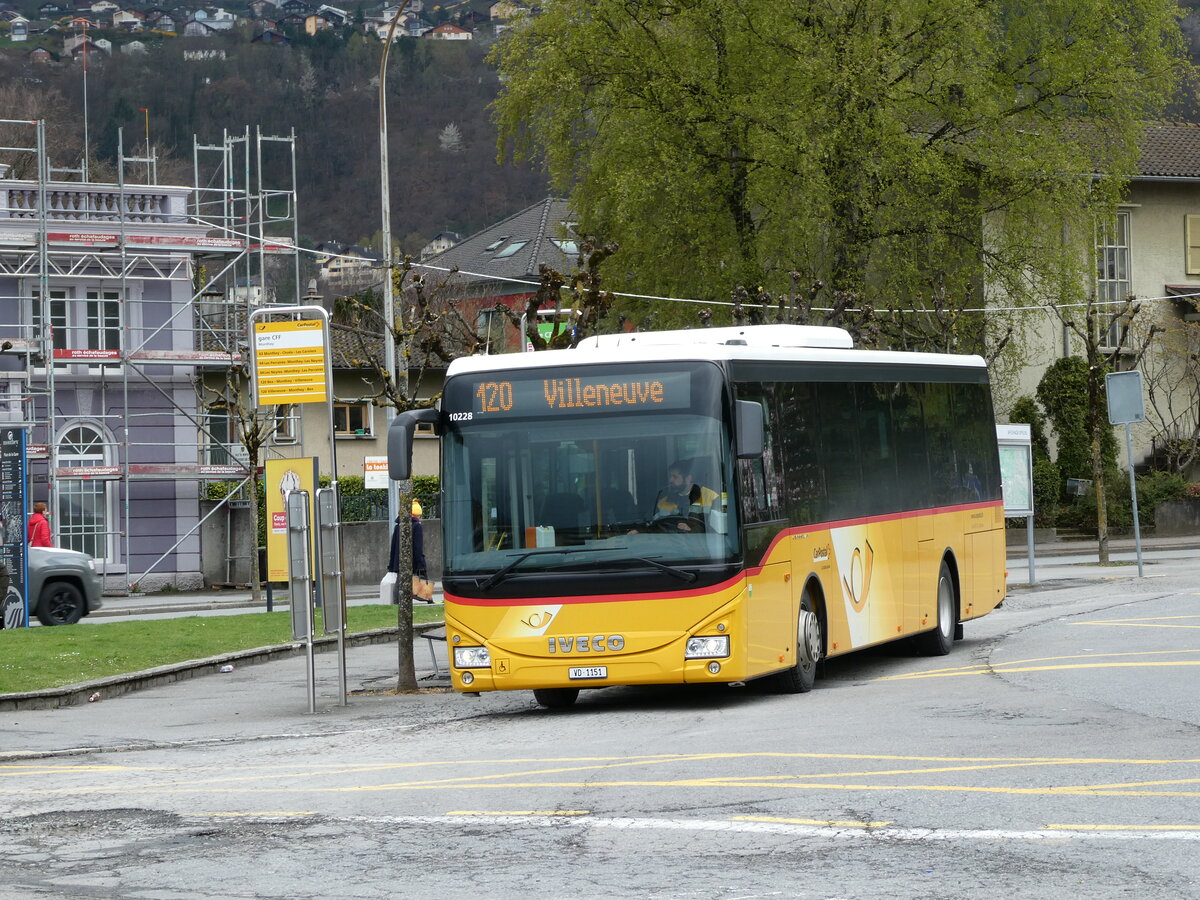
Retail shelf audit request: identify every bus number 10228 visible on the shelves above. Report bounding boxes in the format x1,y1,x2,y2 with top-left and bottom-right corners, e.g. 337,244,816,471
476,380,514,413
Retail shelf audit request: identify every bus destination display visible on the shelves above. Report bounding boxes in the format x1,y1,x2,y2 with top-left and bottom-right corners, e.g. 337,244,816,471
462,371,692,418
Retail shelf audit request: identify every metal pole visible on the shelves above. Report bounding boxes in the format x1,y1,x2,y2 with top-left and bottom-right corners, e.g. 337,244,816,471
1026,515,1035,585
1126,423,1144,577
379,0,411,535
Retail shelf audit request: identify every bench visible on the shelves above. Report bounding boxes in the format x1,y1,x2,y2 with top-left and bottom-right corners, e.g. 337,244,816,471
419,626,447,677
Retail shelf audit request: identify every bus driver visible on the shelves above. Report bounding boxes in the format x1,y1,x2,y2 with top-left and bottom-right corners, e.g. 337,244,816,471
653,459,718,531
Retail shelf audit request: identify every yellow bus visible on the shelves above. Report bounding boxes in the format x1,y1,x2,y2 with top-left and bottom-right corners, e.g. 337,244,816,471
389,325,1006,708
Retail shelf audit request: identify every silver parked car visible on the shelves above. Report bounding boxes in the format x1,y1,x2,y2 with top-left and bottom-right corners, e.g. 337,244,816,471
27,546,104,626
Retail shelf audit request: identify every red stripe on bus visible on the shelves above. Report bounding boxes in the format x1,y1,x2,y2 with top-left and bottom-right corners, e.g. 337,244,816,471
447,572,747,607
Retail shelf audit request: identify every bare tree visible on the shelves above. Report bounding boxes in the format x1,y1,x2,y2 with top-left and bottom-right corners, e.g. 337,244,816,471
1056,295,1158,563
197,364,282,602
337,259,498,691
1136,297,1200,475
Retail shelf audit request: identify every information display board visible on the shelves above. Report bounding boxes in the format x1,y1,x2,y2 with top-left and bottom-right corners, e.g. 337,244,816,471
996,423,1033,517
0,428,27,628
251,318,330,406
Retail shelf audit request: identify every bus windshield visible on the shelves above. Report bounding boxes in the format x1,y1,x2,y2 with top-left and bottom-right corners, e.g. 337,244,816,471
441,368,739,579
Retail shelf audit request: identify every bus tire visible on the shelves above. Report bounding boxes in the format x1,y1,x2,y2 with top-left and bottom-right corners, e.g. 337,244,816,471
772,584,822,694
916,559,956,656
533,688,579,709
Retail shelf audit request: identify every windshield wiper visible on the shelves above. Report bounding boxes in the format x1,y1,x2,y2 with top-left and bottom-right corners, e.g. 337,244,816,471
477,548,580,590
627,556,698,583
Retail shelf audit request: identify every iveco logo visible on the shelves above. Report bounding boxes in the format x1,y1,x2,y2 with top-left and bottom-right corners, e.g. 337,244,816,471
547,635,625,653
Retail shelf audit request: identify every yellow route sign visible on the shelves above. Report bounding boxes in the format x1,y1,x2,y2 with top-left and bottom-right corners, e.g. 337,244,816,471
252,318,329,405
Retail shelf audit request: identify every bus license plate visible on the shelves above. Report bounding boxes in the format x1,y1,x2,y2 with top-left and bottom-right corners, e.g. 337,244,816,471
568,666,607,680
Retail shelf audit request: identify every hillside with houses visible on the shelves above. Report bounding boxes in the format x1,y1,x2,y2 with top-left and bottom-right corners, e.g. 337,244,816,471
0,0,549,259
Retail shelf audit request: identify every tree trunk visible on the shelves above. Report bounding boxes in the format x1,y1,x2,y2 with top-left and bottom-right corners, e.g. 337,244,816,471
248,457,262,604
393,500,417,691
1092,430,1109,564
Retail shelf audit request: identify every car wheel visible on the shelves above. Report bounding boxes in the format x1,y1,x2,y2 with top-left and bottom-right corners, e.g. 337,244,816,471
37,582,85,626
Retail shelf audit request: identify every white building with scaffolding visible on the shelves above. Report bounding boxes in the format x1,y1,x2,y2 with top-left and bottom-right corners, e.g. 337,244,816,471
0,119,301,593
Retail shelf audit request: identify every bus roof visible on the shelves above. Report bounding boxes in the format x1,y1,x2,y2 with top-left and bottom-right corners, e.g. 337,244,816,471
446,325,987,376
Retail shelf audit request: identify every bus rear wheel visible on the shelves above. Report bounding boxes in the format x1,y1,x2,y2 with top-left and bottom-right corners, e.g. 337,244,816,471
773,586,821,694
533,688,579,709
915,560,956,656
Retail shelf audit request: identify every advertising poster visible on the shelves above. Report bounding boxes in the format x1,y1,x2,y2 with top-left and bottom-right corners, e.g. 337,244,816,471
0,428,27,628
265,457,318,582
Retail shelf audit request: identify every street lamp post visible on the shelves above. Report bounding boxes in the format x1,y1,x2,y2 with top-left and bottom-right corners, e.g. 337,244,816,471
379,0,416,690
379,0,411,532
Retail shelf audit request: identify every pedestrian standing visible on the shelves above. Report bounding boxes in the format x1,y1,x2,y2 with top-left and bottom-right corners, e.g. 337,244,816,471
27,502,51,547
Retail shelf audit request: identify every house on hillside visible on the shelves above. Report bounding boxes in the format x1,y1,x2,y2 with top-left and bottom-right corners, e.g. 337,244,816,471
120,38,146,53
112,8,143,29
314,241,380,290
8,15,28,39
28,45,57,61
205,7,237,29
418,197,579,354
251,26,287,43
39,2,65,15
247,0,275,16
303,12,331,32
424,22,471,39
420,231,460,260
182,18,216,36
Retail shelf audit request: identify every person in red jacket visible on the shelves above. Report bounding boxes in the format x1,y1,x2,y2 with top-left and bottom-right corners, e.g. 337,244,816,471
27,502,51,547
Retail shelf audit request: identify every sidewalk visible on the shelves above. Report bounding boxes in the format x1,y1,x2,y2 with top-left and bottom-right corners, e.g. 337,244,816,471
88,580,443,619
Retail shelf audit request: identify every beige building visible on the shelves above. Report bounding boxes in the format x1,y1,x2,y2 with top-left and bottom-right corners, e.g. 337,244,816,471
1008,123,1200,475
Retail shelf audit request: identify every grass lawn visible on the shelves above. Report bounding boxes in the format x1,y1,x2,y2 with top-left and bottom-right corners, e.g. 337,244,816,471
0,604,443,695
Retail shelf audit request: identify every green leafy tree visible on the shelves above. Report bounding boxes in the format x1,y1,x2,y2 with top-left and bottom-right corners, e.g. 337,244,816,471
491,0,1186,336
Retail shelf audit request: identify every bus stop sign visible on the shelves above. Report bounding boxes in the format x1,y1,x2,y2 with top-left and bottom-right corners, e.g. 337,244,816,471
1106,370,1145,425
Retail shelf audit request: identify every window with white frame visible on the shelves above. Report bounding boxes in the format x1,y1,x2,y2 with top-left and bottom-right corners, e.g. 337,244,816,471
57,423,115,562
1096,212,1131,349
85,289,121,354
203,402,236,464
273,404,298,443
30,288,68,361
333,401,373,436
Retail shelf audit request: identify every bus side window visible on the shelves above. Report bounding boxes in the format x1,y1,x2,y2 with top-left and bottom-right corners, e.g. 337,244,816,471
736,385,784,524
858,383,900,514
892,382,930,512
779,382,825,525
923,382,958,506
952,381,1001,501
818,381,863,520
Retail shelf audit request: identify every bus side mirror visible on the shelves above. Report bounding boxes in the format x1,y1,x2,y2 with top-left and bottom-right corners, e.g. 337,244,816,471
387,407,440,480
735,400,764,459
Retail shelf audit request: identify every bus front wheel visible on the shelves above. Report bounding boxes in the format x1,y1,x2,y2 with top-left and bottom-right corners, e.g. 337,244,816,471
533,688,579,709
915,560,956,656
773,586,821,694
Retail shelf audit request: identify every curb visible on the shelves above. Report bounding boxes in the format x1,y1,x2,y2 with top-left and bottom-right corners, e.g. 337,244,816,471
0,622,445,712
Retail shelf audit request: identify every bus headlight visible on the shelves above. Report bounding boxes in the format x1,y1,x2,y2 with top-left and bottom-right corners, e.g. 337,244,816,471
685,636,729,659
453,646,491,668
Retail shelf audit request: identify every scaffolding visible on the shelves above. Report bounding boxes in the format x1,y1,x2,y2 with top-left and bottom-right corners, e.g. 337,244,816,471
0,118,301,593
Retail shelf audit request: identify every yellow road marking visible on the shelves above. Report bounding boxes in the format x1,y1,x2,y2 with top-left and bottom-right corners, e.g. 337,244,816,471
733,815,890,828
884,648,1200,681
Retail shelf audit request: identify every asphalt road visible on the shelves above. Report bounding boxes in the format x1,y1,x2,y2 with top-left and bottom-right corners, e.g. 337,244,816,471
2,557,1199,899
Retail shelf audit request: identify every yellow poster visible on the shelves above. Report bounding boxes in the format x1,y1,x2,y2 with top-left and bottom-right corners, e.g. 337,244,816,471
265,457,318,582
